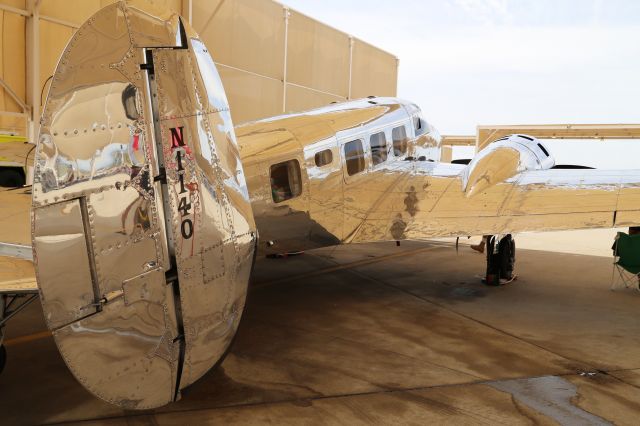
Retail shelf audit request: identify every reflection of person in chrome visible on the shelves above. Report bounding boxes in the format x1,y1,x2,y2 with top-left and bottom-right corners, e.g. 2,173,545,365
134,204,151,232
118,197,151,236
270,177,288,203
122,83,145,168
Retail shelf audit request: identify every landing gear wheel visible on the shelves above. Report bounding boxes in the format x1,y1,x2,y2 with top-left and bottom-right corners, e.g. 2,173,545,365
0,344,6,374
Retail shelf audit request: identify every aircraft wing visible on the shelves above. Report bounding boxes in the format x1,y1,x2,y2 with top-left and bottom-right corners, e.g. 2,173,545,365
0,188,37,294
414,167,639,236
386,138,640,241
0,188,32,247
0,140,33,168
0,256,37,294
346,135,640,243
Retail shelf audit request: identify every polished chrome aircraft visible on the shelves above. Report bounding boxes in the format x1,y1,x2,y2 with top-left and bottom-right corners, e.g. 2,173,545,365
1,1,640,410
238,99,640,255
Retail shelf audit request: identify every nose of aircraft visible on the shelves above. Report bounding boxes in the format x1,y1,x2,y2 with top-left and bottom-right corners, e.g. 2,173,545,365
31,1,256,409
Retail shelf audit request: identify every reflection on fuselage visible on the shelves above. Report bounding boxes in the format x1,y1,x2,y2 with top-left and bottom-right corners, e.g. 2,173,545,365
236,97,444,254
236,97,640,255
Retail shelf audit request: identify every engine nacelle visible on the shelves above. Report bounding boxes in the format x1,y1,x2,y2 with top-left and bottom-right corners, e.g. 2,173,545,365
462,134,554,197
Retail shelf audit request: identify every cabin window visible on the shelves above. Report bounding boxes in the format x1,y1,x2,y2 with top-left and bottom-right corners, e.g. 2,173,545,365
392,125,408,156
369,132,388,165
314,149,333,167
344,139,365,176
414,116,427,137
270,159,302,203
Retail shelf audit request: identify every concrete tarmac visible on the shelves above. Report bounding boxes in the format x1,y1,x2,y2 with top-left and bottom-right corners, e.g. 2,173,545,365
1,240,640,425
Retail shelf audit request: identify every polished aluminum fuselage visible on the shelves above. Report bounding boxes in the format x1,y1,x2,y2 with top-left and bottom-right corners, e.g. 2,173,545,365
237,98,640,255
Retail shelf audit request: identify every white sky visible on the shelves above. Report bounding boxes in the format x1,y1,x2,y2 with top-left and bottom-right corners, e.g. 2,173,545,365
281,0,640,168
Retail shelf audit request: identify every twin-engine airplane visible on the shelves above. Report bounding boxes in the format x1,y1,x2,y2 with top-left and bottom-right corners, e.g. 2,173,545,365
1,1,640,410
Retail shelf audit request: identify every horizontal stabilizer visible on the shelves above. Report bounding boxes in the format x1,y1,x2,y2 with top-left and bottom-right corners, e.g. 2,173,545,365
0,242,32,261
0,255,37,294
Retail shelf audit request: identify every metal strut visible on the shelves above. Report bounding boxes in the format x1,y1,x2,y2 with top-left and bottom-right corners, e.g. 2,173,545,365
0,294,38,329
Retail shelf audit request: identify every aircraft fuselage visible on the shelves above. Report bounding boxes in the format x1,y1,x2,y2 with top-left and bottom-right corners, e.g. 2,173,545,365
237,98,640,256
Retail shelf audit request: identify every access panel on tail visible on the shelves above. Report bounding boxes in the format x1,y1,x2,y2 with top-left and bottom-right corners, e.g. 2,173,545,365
31,2,256,409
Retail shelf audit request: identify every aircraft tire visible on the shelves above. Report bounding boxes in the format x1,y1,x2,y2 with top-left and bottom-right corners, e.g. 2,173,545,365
0,344,6,374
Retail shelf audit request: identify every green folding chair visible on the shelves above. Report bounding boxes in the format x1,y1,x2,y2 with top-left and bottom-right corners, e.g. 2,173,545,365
611,232,640,291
